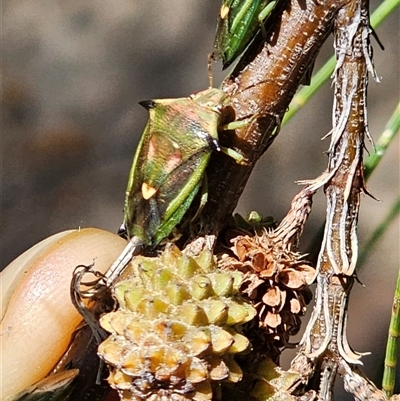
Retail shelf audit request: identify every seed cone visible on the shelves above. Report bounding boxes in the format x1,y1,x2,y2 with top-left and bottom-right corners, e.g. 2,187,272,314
98,244,256,401
219,229,314,357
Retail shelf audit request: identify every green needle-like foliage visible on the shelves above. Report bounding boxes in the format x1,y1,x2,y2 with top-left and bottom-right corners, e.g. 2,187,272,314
364,102,400,180
383,264,400,398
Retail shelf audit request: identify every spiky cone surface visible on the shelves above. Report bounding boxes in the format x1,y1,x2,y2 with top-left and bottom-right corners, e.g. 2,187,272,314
98,244,257,401
218,230,314,356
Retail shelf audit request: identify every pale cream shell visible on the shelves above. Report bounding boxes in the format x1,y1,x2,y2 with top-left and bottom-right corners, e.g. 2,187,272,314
0,228,126,399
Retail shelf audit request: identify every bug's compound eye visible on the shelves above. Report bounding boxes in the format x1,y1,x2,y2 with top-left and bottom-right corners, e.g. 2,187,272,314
210,138,221,152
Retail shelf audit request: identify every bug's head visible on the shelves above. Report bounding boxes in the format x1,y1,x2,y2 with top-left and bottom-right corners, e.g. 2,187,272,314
139,100,157,110
117,222,128,239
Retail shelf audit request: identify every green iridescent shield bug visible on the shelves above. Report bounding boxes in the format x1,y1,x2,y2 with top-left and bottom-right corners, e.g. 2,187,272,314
213,0,278,68
71,88,252,355
102,88,249,287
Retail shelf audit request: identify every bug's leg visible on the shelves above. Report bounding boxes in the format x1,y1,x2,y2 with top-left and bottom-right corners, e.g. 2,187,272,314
270,112,281,137
219,113,259,164
73,237,144,299
190,175,209,224
103,237,144,287
219,146,247,164
207,53,214,89
300,59,316,86
259,1,277,37
222,113,258,132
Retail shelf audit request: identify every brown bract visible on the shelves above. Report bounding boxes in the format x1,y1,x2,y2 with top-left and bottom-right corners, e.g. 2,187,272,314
219,230,314,352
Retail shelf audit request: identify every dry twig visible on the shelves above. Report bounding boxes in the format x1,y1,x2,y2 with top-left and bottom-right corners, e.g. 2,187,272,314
287,0,387,398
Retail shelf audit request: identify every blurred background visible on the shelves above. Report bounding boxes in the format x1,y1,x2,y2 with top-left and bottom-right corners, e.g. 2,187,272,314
2,0,399,397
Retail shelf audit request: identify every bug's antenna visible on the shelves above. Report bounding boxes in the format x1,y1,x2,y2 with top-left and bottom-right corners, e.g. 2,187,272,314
207,54,214,88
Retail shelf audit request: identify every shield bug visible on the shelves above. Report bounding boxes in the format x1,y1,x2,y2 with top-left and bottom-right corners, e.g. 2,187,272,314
102,88,249,287
213,0,278,68
72,88,251,352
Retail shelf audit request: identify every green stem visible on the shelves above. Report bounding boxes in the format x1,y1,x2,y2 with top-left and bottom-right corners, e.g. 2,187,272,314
358,195,400,267
357,100,400,267
383,263,400,398
282,0,400,126
371,0,400,27
357,102,400,267
358,194,400,396
364,102,400,180
282,56,335,125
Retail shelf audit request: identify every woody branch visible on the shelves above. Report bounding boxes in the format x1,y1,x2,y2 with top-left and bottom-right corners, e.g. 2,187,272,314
196,0,347,237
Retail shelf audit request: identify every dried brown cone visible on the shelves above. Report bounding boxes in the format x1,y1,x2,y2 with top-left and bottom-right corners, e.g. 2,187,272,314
219,229,314,356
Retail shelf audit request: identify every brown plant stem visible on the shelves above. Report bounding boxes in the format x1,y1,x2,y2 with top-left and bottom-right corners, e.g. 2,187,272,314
197,0,346,236
339,360,387,401
288,0,386,399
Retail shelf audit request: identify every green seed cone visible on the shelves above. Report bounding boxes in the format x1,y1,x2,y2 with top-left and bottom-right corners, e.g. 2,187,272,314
98,244,256,401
